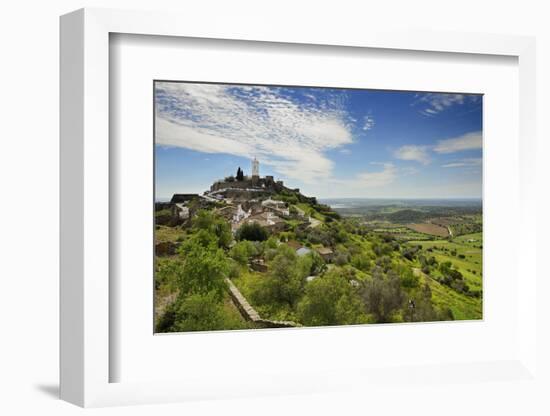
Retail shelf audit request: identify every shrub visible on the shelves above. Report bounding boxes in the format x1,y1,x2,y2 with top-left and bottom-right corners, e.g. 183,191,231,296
297,269,365,326
236,222,269,242
229,240,258,265
402,245,420,261
191,210,232,248
398,266,419,288
334,251,350,266
361,269,404,323
177,240,229,301
351,253,371,272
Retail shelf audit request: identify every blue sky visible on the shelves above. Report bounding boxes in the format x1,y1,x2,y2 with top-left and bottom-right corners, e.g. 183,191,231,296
155,82,482,200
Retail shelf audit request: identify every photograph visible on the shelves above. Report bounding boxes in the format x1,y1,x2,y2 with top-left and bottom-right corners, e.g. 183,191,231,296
154,81,483,333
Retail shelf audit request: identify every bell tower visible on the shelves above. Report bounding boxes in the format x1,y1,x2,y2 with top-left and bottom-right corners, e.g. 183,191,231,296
252,157,259,177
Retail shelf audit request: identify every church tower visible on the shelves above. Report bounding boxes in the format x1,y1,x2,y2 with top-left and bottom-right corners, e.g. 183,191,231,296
252,157,259,177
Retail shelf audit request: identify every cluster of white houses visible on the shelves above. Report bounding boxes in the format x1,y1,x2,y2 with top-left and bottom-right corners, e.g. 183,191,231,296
171,158,314,234
167,158,334,262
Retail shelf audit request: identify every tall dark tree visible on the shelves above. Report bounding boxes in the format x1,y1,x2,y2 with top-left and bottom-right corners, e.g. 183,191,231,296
236,167,244,181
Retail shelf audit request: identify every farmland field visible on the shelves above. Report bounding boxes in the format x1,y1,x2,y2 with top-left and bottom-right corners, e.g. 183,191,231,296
407,223,449,237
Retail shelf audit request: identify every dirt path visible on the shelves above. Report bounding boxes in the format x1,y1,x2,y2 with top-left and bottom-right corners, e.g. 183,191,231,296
308,216,322,228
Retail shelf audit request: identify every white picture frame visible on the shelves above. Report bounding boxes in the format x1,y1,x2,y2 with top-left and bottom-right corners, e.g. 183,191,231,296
60,8,538,408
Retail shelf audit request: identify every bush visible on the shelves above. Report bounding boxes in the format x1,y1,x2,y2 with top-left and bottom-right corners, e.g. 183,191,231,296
297,269,365,326
227,259,241,279
405,284,437,322
402,245,420,261
400,267,419,288
171,292,226,332
334,251,350,266
264,248,278,261
361,268,404,323
304,251,326,275
236,222,269,242
177,240,229,301
191,210,232,248
264,237,279,250
269,246,306,306
156,258,183,292
230,240,258,265
351,253,371,272
158,291,249,333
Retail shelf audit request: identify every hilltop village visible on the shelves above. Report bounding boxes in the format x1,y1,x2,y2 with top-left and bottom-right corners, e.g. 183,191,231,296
154,157,482,333
157,158,327,255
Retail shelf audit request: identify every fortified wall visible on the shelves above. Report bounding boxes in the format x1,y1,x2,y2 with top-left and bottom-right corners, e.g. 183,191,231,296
210,175,284,193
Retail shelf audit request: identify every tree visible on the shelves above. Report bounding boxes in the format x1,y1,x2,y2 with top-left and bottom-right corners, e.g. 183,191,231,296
334,251,350,266
439,261,453,275
306,250,326,275
191,210,232,249
264,236,279,250
158,290,248,332
297,269,365,326
395,264,419,288
171,292,226,332
269,246,306,307
236,167,244,181
405,283,437,322
236,222,269,242
361,267,404,323
250,245,306,308
177,241,229,301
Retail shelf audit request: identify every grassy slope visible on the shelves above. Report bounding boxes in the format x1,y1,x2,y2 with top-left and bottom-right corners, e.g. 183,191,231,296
420,273,482,320
295,202,326,221
408,232,483,320
155,225,185,244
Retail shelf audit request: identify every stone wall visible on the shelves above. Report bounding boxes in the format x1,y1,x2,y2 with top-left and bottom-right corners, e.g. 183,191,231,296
225,278,300,329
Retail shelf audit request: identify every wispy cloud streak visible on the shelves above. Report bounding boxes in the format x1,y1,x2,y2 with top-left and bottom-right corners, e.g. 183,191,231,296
155,83,355,182
394,145,431,165
413,93,480,116
434,131,482,154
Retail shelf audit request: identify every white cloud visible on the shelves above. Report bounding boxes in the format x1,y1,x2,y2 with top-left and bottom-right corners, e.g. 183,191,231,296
355,163,397,188
156,118,253,156
327,162,397,190
155,82,353,183
433,131,482,154
414,93,480,116
393,145,431,165
363,115,375,131
441,158,482,168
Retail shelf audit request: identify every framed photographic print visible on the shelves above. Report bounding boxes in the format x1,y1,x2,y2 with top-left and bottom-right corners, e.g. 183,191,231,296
153,80,484,334
60,8,539,408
